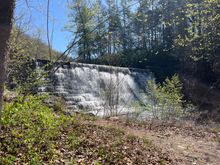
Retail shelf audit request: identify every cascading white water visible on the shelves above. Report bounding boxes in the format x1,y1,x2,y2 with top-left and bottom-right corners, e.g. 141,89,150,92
38,60,153,116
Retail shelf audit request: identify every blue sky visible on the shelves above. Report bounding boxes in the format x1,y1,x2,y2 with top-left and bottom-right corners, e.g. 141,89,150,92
15,0,71,53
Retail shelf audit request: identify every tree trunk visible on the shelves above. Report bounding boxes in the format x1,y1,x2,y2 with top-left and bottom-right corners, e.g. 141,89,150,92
0,0,15,129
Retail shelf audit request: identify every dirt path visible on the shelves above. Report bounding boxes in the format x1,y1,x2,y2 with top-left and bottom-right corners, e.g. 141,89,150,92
94,120,220,165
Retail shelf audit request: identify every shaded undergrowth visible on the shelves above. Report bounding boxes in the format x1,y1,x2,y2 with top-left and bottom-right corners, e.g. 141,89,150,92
0,95,173,164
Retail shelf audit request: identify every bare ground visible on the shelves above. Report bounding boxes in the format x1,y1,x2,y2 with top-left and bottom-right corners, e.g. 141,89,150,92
94,119,220,165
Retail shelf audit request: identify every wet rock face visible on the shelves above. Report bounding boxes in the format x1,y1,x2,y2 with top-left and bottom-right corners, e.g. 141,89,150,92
37,60,152,116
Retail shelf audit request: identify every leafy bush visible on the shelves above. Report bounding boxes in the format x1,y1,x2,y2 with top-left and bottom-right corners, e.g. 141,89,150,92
142,74,186,120
0,94,72,163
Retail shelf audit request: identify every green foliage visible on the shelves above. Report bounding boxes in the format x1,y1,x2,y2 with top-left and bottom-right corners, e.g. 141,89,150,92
0,154,16,165
0,94,72,163
66,0,98,61
0,94,172,164
144,74,185,120
173,0,220,61
66,0,219,90
66,132,81,149
7,27,49,94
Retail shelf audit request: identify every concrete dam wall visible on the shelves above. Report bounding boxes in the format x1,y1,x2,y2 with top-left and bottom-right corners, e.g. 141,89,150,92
37,60,153,116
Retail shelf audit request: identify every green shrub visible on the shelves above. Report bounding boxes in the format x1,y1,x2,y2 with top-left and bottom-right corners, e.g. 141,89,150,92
0,94,72,163
143,74,186,120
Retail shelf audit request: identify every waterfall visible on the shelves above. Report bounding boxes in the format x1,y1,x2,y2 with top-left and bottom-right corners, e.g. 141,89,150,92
37,60,153,116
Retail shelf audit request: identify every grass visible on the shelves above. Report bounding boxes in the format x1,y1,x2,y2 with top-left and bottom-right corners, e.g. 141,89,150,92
0,95,173,164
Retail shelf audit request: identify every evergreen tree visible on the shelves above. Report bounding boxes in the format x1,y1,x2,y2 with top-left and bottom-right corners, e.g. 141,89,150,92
67,0,97,61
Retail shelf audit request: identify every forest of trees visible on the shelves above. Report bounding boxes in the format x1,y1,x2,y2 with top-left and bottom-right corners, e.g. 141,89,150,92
67,0,220,84
0,1,220,164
